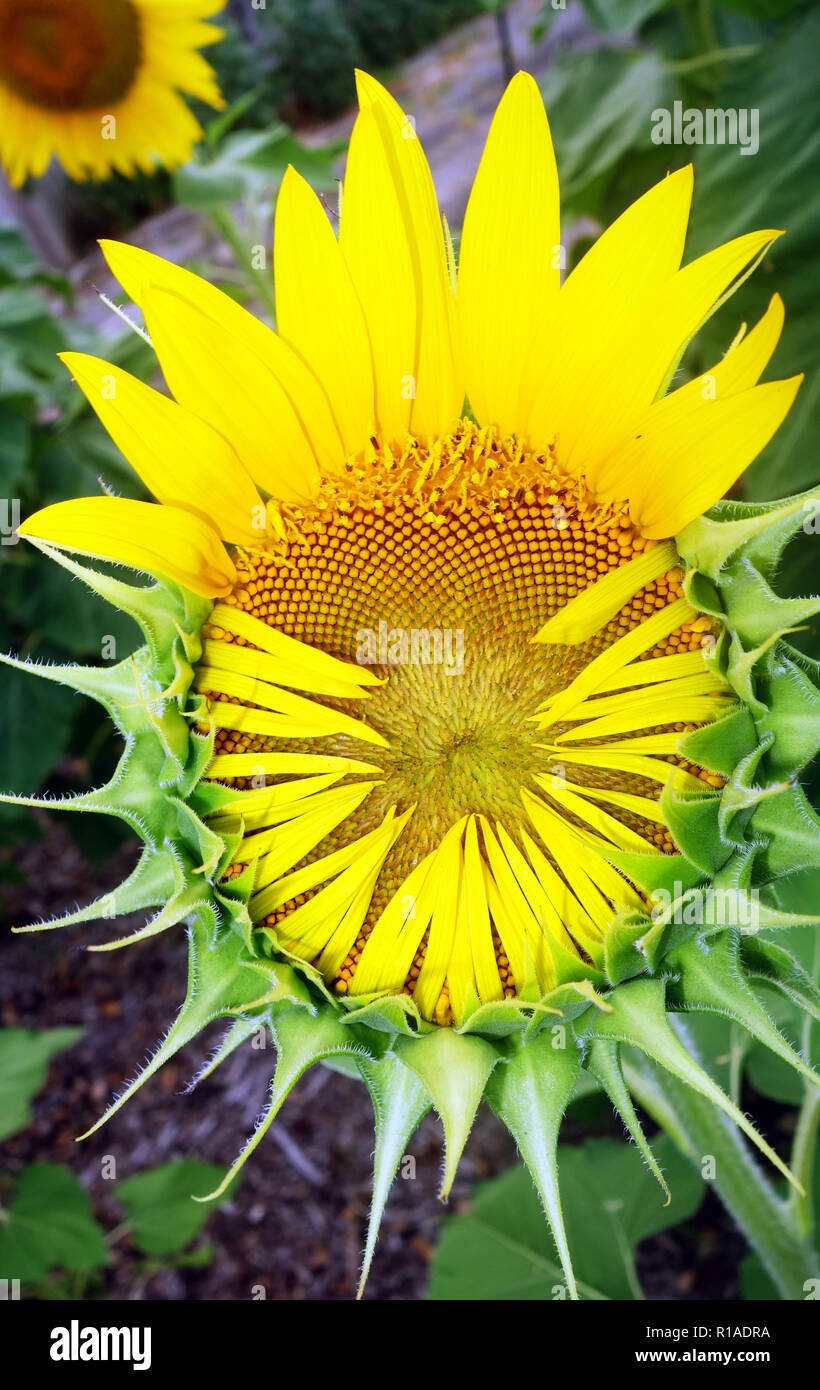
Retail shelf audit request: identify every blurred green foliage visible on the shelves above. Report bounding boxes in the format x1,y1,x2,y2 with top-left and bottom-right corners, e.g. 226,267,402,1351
0,1026,82,1141
0,225,152,860
270,0,484,116
272,0,365,119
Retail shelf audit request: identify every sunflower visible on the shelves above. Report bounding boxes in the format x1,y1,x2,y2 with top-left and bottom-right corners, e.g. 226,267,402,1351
0,0,224,186
9,72,820,1298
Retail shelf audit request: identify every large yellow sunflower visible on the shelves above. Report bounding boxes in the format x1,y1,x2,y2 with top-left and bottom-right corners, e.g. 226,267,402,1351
0,0,224,185
19,71,801,1028
13,70,820,1299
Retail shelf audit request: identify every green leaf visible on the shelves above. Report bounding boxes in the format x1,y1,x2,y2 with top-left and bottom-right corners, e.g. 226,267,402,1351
0,285,55,329
739,1250,779,1298
539,49,674,217
0,1027,82,1141
0,224,70,291
115,1160,237,1256
0,1165,107,1281
0,661,79,793
428,1135,703,1301
579,0,669,31
0,405,31,493
685,11,820,498
746,1043,805,1105
173,127,334,211
716,0,810,19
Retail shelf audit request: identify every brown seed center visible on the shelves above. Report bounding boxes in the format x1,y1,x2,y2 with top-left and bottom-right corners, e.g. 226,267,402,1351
0,0,141,111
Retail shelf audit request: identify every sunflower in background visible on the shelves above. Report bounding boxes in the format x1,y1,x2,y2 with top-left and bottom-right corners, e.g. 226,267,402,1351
7,73,820,1298
0,0,224,186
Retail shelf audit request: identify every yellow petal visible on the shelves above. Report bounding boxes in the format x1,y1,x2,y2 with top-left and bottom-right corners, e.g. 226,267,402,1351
196,667,386,746
274,166,375,458
341,72,460,441
200,637,370,702
517,825,604,963
318,808,414,977
208,601,382,688
554,695,732,744
350,852,437,996
205,751,381,782
535,539,678,644
628,375,804,538
542,596,696,726
537,670,724,725
457,72,560,437
524,166,694,447
537,741,705,789
250,784,378,891
535,773,666,827
414,820,466,1020
463,817,503,1007
704,292,785,395
253,832,377,921
209,775,343,826
19,497,235,597
490,820,576,962
482,863,529,994
568,229,783,484
59,353,262,545
138,282,321,503
595,294,786,498
100,239,344,476
525,783,649,860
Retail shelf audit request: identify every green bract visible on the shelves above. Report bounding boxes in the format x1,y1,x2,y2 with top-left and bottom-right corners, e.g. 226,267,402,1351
5,489,820,1299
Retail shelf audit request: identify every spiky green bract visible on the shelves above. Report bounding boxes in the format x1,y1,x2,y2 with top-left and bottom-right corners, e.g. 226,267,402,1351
5,492,820,1298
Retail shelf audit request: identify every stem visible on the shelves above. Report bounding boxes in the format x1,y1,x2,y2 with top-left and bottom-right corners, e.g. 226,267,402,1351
690,0,720,57
729,1022,744,1107
494,7,516,87
668,44,761,75
676,0,724,96
624,1022,818,1301
0,172,73,270
227,0,262,45
791,1091,820,1240
790,929,820,1238
609,1212,645,1301
209,205,277,324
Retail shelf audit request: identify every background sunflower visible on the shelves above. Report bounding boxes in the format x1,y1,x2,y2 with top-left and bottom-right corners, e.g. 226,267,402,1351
0,0,225,186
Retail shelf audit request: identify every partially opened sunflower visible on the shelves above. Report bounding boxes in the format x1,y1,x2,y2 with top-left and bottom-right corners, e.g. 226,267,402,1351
0,0,224,185
8,72,820,1298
